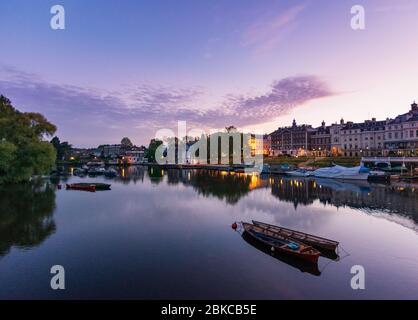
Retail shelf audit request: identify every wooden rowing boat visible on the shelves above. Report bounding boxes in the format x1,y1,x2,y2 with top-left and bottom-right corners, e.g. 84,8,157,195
66,184,96,192
70,183,111,190
241,231,321,276
242,223,320,264
252,220,339,252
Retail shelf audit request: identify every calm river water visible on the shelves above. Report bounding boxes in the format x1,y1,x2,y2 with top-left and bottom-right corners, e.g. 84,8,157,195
1,166,418,299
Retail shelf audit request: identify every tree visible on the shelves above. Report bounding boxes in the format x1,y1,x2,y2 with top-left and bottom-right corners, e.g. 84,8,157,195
0,141,17,183
145,139,163,163
50,136,72,161
121,137,133,148
0,95,57,183
225,126,237,133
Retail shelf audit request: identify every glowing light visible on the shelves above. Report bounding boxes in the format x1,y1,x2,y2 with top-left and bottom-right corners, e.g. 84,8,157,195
250,174,258,190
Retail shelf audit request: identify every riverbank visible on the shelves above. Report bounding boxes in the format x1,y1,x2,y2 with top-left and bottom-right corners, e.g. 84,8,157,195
264,156,361,168
57,156,361,168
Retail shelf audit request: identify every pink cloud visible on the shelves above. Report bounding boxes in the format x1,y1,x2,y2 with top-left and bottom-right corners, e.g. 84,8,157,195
242,4,306,53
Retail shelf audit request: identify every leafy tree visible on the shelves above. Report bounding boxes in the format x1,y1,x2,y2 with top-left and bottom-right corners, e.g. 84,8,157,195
146,139,163,163
0,95,57,183
121,137,133,148
50,136,72,161
0,141,17,183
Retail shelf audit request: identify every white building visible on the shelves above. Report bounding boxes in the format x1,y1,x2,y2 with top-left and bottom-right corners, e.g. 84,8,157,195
339,118,386,157
384,102,418,156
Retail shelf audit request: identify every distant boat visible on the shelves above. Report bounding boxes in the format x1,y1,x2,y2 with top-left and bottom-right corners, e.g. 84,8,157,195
241,222,321,264
73,168,86,176
66,183,111,191
280,163,294,172
66,184,96,192
368,170,391,183
313,165,369,180
104,168,118,178
286,168,313,177
86,161,105,167
88,167,106,175
252,220,339,258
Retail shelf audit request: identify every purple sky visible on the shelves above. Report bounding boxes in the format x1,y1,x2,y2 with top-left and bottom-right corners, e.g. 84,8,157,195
1,0,418,147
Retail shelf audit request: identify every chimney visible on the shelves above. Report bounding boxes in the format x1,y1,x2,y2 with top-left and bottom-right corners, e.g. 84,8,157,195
340,118,344,125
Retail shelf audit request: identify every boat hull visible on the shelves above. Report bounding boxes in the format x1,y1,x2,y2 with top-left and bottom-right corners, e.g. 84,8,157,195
242,223,320,264
66,184,96,192
252,220,339,256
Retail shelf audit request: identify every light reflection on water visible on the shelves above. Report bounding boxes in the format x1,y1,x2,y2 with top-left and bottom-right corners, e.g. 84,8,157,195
0,166,417,299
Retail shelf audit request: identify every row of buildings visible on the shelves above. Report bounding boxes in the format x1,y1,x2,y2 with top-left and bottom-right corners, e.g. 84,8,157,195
68,143,147,164
265,101,418,157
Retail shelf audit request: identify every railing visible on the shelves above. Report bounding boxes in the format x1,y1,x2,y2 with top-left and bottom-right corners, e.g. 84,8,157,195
361,157,418,163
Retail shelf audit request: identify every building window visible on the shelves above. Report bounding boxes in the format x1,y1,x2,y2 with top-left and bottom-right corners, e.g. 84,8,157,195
411,131,414,138
388,133,392,139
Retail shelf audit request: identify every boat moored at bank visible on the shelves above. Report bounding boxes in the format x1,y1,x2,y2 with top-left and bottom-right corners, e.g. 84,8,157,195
313,165,370,180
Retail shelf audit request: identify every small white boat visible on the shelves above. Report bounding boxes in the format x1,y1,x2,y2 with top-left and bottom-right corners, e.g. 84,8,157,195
313,165,370,180
286,169,312,177
87,161,105,167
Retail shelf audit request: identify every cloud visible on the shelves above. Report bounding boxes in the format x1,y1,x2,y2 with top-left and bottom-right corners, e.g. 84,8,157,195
0,66,333,145
242,4,306,53
209,76,332,127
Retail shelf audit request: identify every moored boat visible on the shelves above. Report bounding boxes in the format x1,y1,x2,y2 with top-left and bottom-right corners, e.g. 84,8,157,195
66,184,96,192
286,169,313,177
88,167,106,175
104,168,118,178
252,220,339,254
313,165,369,180
242,223,320,264
368,170,391,183
70,182,111,190
241,231,321,276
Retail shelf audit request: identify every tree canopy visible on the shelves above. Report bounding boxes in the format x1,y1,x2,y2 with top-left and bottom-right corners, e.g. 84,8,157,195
0,95,57,183
121,137,133,148
51,136,72,161
146,139,163,163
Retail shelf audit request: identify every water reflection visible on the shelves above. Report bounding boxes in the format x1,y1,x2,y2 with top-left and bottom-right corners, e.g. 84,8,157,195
84,166,418,225
87,166,418,229
2,167,418,299
0,181,56,256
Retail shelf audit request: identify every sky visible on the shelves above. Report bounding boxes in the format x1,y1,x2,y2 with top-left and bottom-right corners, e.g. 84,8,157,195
1,0,418,147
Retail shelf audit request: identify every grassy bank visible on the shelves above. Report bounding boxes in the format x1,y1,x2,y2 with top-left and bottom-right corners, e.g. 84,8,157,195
264,156,361,168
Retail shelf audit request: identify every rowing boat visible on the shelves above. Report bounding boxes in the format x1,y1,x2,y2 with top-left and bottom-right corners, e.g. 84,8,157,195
72,182,111,191
66,184,96,192
241,231,321,276
242,223,320,264
70,183,111,190
252,220,339,252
